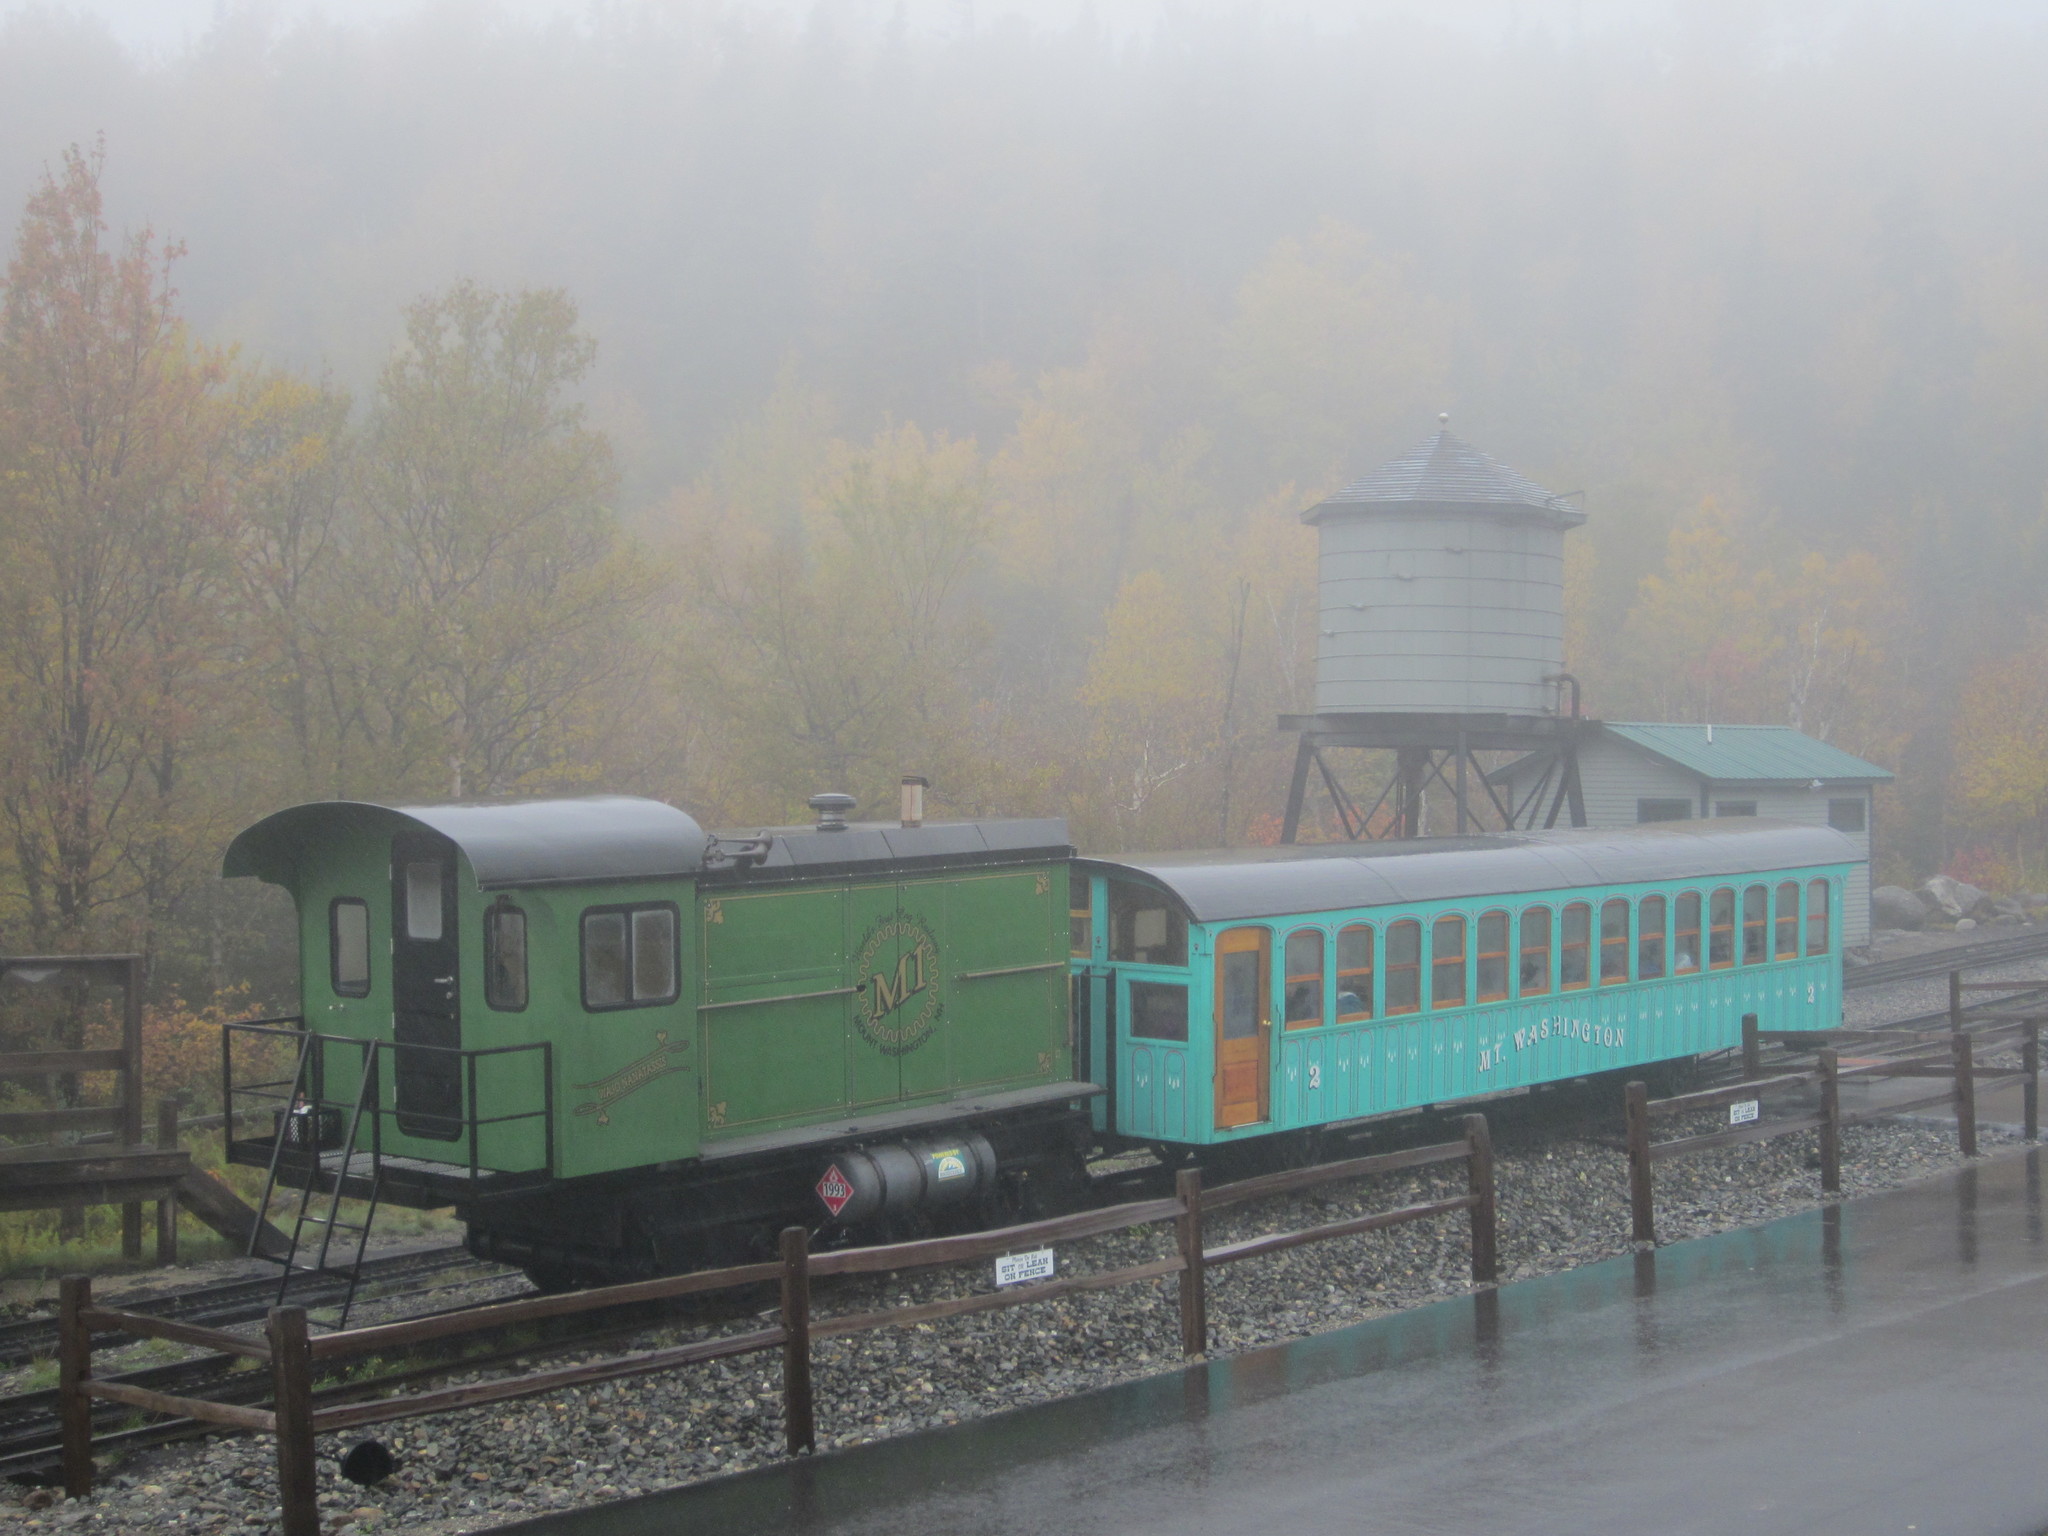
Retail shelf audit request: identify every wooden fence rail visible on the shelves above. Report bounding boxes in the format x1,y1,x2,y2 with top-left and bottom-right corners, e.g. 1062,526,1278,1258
59,1114,1496,1536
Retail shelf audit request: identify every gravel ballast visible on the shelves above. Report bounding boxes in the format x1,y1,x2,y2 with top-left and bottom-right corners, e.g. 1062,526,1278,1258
10,1100,2017,1536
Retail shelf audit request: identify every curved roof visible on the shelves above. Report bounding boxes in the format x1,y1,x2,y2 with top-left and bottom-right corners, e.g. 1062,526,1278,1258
1303,428,1585,528
1080,820,1857,925
224,796,707,890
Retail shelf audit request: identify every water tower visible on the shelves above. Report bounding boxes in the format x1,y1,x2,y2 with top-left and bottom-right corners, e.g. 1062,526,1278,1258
1278,420,1592,841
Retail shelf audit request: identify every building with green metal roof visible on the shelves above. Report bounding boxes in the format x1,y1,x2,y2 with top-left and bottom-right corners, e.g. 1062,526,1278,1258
1489,723,1892,946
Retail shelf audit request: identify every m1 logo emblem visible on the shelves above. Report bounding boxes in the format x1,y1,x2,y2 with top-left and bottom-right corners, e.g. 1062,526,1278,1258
815,1164,855,1217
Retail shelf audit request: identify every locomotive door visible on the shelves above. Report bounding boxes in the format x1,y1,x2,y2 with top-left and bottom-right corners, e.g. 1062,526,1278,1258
1214,927,1270,1129
392,834,462,1140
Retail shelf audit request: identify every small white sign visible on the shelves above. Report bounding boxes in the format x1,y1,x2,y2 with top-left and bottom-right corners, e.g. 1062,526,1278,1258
994,1248,1055,1287
1729,1099,1761,1125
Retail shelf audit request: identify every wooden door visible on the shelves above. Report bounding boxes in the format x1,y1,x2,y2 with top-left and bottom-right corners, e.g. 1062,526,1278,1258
1214,927,1271,1129
391,834,462,1141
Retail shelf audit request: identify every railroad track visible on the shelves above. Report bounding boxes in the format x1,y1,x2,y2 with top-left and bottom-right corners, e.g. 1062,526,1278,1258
1844,929,2048,990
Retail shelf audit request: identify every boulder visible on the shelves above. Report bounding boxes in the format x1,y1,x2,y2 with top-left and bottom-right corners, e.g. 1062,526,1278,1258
1957,916,1979,931
1918,875,1990,921
1872,885,1929,931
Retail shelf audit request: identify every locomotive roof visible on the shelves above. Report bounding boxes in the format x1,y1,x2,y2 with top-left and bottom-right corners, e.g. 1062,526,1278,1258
1079,819,1857,924
701,818,1072,884
224,796,710,889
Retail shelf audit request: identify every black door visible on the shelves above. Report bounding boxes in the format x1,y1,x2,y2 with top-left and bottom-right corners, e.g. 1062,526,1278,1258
392,834,462,1140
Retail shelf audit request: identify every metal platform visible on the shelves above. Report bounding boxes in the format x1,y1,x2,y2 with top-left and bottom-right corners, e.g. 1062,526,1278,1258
225,1138,548,1209
500,1146,2048,1536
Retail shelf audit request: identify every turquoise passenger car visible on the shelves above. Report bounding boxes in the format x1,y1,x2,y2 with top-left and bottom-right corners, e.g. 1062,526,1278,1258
1069,821,1857,1148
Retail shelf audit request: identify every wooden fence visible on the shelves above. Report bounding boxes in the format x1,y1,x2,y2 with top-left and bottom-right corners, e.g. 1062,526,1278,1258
59,1114,1495,1536
1628,974,2043,1244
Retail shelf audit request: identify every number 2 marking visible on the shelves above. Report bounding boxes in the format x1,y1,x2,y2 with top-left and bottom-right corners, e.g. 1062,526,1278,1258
1307,1062,1322,1090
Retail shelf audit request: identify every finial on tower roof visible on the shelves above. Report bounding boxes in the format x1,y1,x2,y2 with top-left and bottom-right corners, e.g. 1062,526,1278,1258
1439,412,1450,425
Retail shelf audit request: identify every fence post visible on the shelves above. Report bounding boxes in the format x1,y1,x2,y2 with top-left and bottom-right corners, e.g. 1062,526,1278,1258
1625,1081,1654,1245
156,1100,181,1267
1817,1047,1841,1195
266,1307,318,1536
2025,1023,2041,1144
1463,1113,1498,1284
121,955,145,1262
1174,1167,1207,1357
779,1226,815,1455
1950,968,1964,1036
1740,1014,1761,1080
1952,1028,1979,1160
58,1275,93,1500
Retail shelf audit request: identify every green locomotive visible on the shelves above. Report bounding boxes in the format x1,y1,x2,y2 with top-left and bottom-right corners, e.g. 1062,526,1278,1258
223,790,1092,1284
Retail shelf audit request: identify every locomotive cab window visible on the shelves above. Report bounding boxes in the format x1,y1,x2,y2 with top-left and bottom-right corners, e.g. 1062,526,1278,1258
1806,879,1831,955
1742,885,1768,964
1386,920,1421,1015
1600,899,1630,984
1284,929,1325,1029
1070,885,1094,959
404,860,445,941
330,898,370,998
1476,911,1510,1002
485,901,528,1012
1775,882,1801,959
1431,915,1467,1009
1674,893,1702,974
1638,895,1667,980
1561,902,1591,990
1109,883,1187,966
1128,981,1189,1042
1519,907,1552,996
1709,889,1736,969
1336,925,1373,1021
582,904,679,1010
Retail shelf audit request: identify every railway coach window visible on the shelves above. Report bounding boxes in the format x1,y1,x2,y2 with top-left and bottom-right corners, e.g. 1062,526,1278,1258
1432,916,1467,1009
330,898,370,998
1561,903,1591,990
1638,896,1667,980
1128,981,1189,1043
1386,920,1421,1015
1336,926,1373,1021
581,904,679,1010
1742,886,1769,965
1600,899,1630,984
1477,911,1510,1002
1674,893,1701,974
1775,882,1801,959
1284,930,1325,1029
1110,883,1187,966
484,901,528,1011
1709,889,1736,969
1519,907,1552,995
1806,880,1830,954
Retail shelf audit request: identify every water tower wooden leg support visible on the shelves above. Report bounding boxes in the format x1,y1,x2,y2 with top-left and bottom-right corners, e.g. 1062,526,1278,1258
1280,737,1315,844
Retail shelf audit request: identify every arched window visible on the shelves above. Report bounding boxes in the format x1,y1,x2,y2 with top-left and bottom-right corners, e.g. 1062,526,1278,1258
1336,925,1374,1021
1600,898,1630,984
1284,929,1325,1029
1708,889,1736,969
1775,881,1801,959
1519,907,1552,996
1477,911,1511,1002
1806,879,1830,955
1674,893,1702,975
1432,915,1467,1009
1638,895,1667,980
1386,920,1421,1015
1742,885,1769,965
1561,902,1592,990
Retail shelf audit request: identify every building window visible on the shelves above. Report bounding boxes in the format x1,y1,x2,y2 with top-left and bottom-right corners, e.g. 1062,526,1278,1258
1476,911,1510,1002
1806,879,1830,955
1637,798,1692,823
1561,902,1591,990
1775,881,1801,960
484,901,528,1011
1284,929,1325,1029
1638,895,1667,980
1432,915,1467,1009
1709,889,1736,968
582,904,679,1010
330,899,370,999
1519,907,1552,996
1336,925,1373,1022
1715,801,1758,818
1674,892,1702,975
1109,882,1187,966
1599,899,1630,984
1742,885,1769,965
1128,981,1189,1042
1386,920,1421,1015
1828,798,1866,833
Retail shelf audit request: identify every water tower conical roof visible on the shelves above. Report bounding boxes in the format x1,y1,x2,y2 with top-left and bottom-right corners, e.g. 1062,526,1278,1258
1303,428,1585,528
